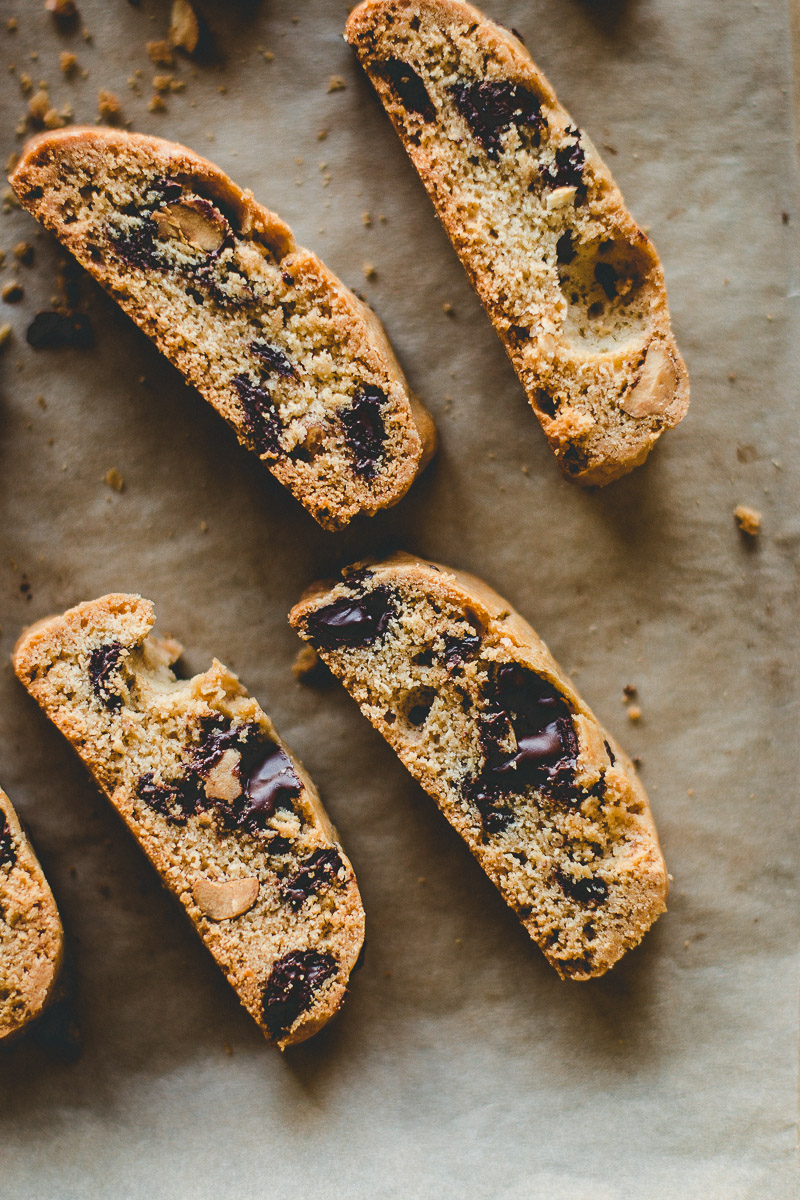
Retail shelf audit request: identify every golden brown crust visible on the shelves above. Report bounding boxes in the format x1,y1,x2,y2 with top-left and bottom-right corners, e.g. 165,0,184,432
346,0,689,484
13,594,365,1047
10,127,436,529
291,552,667,979
0,786,64,1042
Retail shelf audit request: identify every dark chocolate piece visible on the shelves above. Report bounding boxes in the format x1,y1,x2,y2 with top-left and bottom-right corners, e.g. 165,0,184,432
262,950,337,1038
542,128,585,190
229,741,302,832
449,79,543,160
136,772,204,824
26,311,94,350
304,585,397,649
108,218,167,272
442,632,481,670
232,374,283,458
250,340,297,378
341,385,388,478
190,716,242,776
377,57,435,121
0,813,17,869
88,642,124,712
556,870,608,906
282,848,344,911
555,232,576,265
594,262,618,301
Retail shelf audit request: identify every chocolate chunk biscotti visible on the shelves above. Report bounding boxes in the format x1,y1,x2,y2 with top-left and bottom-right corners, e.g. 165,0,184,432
346,0,689,484
13,595,365,1046
291,554,667,978
0,786,64,1041
10,128,436,530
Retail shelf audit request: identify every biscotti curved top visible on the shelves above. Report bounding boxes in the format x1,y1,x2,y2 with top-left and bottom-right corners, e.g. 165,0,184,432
346,0,689,485
10,128,436,531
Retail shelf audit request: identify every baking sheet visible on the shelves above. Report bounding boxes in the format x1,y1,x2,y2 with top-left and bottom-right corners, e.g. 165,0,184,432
0,1,797,1196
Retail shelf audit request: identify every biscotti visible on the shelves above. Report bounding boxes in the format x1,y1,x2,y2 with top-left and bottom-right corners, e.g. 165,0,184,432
0,786,64,1041
13,595,365,1047
346,0,689,484
290,553,667,979
9,127,436,530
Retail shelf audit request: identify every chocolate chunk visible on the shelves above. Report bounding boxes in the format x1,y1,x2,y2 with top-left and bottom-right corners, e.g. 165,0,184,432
282,848,344,911
556,870,608,906
542,128,585,190
442,632,481,670
535,390,558,418
412,648,435,667
228,741,302,832
88,642,124,712
377,57,435,121
148,176,184,206
250,340,297,378
136,772,204,824
262,950,337,1038
305,585,397,649
0,814,17,869
190,715,242,775
108,218,167,272
593,262,618,301
450,79,543,160
555,232,576,265
268,835,292,856
603,739,616,765
232,374,283,458
464,778,514,834
26,311,94,350
341,385,388,478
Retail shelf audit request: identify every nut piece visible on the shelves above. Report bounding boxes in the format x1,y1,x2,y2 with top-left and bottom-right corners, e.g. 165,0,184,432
204,747,242,802
546,185,577,211
619,342,679,419
154,196,230,253
734,504,761,537
169,0,200,53
192,876,259,921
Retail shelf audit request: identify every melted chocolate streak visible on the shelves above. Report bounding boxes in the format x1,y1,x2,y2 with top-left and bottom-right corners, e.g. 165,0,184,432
262,950,337,1039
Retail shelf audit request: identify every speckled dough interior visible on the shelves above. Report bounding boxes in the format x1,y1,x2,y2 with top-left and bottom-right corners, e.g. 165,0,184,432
13,595,365,1048
346,0,689,484
9,127,436,530
291,554,668,979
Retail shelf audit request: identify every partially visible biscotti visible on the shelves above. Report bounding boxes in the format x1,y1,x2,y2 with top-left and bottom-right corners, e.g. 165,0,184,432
13,595,365,1047
290,553,667,979
346,0,689,484
10,127,436,530
0,786,64,1042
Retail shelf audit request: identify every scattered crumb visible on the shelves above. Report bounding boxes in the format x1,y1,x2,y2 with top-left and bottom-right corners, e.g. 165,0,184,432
37,395,47,409
520,463,529,475
147,40,175,67
104,468,124,492
5,152,19,174
728,371,736,382
153,73,174,94
19,72,33,94
734,504,761,537
292,645,321,682
199,519,208,533
28,88,52,123
148,94,167,113
782,211,790,225
442,301,454,315
262,50,275,62
169,0,199,54
223,1042,233,1056
627,705,642,722
327,75,346,92
8,17,18,31
0,324,12,349
13,241,34,266
97,89,123,123
59,51,78,76
622,683,637,699
362,211,372,227
362,261,376,280
2,282,23,303
317,128,328,141
45,0,78,21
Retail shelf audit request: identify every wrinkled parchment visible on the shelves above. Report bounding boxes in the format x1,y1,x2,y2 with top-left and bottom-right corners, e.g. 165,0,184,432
0,2,797,1197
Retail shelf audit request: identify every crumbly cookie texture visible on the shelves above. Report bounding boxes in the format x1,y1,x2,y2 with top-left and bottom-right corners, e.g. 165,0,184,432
9,127,436,530
290,553,667,979
346,0,689,484
0,786,64,1041
13,595,365,1047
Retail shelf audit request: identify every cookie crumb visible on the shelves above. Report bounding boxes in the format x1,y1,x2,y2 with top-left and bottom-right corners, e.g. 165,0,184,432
13,241,34,266
0,324,12,349
262,50,275,62
362,261,376,280
622,683,637,699
59,51,78,76
153,73,173,94
442,301,454,315
316,128,328,141
292,646,331,687
362,211,372,227
327,75,346,92
199,520,208,533
2,282,24,304
45,0,78,22
169,0,199,54
627,705,642,722
148,94,167,113
104,467,124,492
146,40,175,67
97,89,122,123
8,17,18,31
734,504,761,537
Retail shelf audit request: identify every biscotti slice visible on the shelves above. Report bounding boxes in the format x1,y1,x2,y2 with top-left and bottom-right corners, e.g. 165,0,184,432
346,0,689,484
13,595,365,1047
0,786,64,1042
290,553,667,979
9,128,436,530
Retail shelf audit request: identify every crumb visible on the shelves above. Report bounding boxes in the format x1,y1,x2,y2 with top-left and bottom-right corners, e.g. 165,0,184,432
60,51,78,75
2,282,23,303
622,683,637,699
169,0,199,53
146,40,175,67
19,72,33,94
627,705,642,722
8,17,18,31
148,94,167,113
292,646,331,687
0,324,12,349
153,73,173,93
104,467,124,492
43,107,65,129
734,504,761,537
45,0,78,20
362,211,372,227
316,128,328,141
262,50,275,62
199,520,208,533
28,89,51,122
223,1042,233,1056
97,89,122,123
217,84,227,95
362,261,376,280
442,301,454,315
5,153,19,174
782,211,790,225
37,395,47,409
520,463,529,475
82,27,92,43
327,75,346,92
728,372,736,382
13,241,34,265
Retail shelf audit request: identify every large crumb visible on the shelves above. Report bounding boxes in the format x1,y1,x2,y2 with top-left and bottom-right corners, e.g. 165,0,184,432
97,90,123,123
734,505,762,536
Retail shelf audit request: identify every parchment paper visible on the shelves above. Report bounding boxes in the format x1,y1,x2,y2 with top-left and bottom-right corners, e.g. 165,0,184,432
0,2,797,1197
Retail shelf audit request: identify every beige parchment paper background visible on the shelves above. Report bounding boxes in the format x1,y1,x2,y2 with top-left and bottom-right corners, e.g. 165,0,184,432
0,1,797,1197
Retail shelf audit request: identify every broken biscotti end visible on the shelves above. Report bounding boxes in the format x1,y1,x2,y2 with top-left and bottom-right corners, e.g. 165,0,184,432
9,127,436,530
345,0,689,485
0,786,64,1042
13,594,365,1047
290,553,667,979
